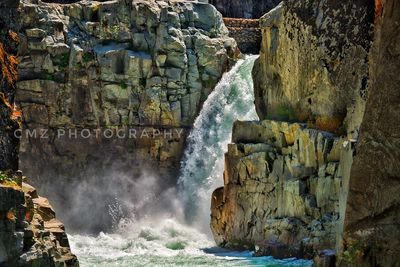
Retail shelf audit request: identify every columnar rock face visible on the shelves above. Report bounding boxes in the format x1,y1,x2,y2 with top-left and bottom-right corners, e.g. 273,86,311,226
0,179,78,266
211,0,376,262
16,0,237,232
18,0,236,128
211,120,346,258
209,0,281,19
340,1,400,265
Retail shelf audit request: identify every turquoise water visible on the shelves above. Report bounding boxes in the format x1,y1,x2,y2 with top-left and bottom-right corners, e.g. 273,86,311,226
68,57,312,267
69,219,312,267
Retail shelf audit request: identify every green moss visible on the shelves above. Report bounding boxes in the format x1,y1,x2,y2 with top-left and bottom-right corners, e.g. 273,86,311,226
0,171,12,182
203,78,216,88
42,71,55,81
0,171,16,186
342,239,364,265
267,104,296,122
82,52,94,63
342,240,384,266
53,53,70,70
139,78,147,87
122,117,130,126
120,81,128,90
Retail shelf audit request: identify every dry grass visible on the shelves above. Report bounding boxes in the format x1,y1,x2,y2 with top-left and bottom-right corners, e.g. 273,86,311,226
0,40,21,124
375,0,383,22
8,31,19,43
0,92,22,121
0,42,18,85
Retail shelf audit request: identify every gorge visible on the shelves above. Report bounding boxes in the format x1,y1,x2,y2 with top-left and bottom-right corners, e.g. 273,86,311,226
0,0,399,267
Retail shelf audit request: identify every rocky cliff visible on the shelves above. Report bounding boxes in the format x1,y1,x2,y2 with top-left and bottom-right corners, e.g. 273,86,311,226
0,0,20,171
0,1,78,265
211,120,345,259
341,0,400,266
0,175,79,266
253,1,374,136
211,0,376,263
209,0,281,19
15,0,237,232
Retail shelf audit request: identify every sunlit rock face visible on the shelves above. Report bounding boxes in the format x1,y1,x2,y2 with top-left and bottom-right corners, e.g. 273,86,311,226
15,0,238,232
341,1,400,265
253,1,374,137
211,120,347,259
211,0,376,262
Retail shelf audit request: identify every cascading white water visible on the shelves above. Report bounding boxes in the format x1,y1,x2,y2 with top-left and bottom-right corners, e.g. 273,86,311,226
178,56,259,232
68,56,312,267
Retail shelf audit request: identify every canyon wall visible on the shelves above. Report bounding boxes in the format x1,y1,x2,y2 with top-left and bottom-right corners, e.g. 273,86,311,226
211,0,375,263
16,0,237,232
341,0,400,265
0,1,78,266
0,0,19,171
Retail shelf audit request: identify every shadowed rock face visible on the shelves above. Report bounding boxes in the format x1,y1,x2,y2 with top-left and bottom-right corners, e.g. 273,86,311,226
0,181,79,266
341,0,400,265
209,0,281,19
16,0,238,232
0,0,20,171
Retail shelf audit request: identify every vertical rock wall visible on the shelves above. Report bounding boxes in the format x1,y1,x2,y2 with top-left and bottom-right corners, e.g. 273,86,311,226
0,0,20,171
253,1,374,136
0,1,78,265
340,0,400,265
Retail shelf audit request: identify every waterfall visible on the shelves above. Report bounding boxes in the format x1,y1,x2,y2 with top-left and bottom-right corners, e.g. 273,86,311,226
68,56,312,267
178,55,259,231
